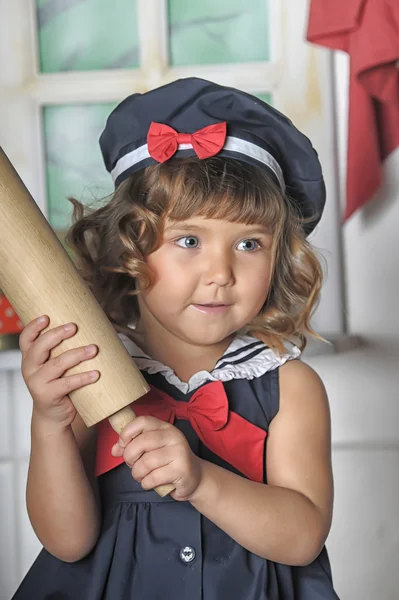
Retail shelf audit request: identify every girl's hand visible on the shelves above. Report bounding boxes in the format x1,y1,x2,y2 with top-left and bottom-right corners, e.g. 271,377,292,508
20,315,99,428
111,417,202,501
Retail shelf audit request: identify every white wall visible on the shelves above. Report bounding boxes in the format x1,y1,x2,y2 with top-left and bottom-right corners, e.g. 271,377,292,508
305,52,399,599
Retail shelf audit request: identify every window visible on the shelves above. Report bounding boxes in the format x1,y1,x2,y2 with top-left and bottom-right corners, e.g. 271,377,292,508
0,0,344,339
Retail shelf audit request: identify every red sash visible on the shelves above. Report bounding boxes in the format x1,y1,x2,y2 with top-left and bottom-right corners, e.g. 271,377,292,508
96,381,266,483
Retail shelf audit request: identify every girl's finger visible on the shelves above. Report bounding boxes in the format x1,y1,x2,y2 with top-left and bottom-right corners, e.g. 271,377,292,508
23,322,78,370
41,344,98,382
130,447,173,482
19,315,49,354
119,416,171,447
113,429,172,464
45,369,100,398
139,464,177,492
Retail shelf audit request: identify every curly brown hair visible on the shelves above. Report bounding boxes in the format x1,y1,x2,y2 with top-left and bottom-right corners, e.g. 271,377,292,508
66,157,324,352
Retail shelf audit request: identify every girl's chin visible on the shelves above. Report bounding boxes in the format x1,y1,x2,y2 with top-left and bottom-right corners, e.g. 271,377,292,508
175,327,237,347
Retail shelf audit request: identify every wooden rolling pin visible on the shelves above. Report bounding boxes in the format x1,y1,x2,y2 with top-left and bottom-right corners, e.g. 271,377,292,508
0,147,174,497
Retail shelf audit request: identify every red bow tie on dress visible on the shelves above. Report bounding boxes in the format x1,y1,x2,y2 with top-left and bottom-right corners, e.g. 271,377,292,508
95,381,266,483
147,121,227,163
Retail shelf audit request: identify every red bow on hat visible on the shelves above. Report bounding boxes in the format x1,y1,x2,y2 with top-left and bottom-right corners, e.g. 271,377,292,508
95,381,266,483
147,121,227,163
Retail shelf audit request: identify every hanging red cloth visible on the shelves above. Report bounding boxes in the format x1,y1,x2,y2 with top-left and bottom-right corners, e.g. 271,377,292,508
307,0,399,221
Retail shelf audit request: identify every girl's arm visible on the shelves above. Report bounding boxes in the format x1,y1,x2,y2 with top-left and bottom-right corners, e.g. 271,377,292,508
27,412,100,562
189,360,334,566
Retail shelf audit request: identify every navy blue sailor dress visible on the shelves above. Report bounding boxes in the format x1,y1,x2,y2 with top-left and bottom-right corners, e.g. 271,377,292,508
12,335,340,600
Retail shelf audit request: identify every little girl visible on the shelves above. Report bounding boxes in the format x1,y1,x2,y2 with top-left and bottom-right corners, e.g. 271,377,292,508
12,78,340,599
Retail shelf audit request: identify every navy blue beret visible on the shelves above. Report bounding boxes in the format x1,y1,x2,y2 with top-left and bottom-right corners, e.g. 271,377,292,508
99,77,326,233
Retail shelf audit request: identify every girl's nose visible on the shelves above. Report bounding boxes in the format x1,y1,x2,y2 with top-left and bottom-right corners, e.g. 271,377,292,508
204,252,235,287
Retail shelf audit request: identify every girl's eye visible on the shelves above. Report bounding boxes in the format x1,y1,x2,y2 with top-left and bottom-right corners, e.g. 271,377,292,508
237,239,261,252
175,236,200,249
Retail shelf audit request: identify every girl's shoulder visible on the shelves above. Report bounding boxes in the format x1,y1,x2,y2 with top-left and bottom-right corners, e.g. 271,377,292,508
278,359,328,415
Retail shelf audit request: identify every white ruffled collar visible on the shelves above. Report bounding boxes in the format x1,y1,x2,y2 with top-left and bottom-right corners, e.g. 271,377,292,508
119,333,300,394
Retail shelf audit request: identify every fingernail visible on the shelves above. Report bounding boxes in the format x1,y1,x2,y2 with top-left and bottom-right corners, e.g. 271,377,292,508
118,438,125,448
89,371,99,379
64,323,75,331
37,316,46,323
85,344,97,353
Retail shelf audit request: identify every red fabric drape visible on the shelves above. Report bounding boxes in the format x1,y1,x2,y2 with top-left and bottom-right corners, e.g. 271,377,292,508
307,0,399,220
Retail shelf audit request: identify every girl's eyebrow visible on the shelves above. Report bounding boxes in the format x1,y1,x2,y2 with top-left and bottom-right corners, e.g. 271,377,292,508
164,222,203,232
164,222,272,236
242,226,272,236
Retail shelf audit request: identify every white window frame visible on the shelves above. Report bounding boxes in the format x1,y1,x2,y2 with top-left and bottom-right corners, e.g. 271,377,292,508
0,0,346,342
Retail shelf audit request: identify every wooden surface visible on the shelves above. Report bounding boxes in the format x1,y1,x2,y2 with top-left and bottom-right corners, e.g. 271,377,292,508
0,147,149,425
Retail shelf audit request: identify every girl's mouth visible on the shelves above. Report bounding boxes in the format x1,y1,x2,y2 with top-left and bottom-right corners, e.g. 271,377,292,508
192,303,231,315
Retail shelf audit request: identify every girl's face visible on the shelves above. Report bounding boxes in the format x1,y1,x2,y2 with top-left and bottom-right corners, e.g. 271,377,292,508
137,217,273,347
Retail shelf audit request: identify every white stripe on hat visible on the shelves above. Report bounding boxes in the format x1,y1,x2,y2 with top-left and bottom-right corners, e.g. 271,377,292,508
111,136,285,192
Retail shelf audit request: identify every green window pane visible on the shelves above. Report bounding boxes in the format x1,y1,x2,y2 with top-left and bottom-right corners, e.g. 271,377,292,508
42,103,116,231
256,93,272,105
36,0,139,72
168,0,269,66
